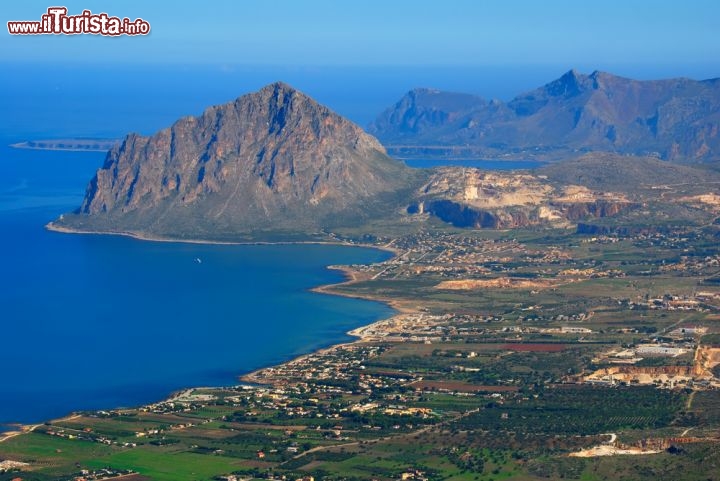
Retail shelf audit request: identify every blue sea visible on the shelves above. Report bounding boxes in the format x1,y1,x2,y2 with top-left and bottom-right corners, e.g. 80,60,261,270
0,135,397,428
2,64,398,429
403,159,544,170
0,63,548,429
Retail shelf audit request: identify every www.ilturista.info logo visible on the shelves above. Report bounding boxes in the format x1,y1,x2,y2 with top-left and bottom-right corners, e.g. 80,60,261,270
7,7,150,36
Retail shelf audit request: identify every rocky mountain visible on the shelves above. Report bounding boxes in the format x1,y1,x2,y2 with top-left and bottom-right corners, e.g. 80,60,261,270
52,82,421,240
369,70,720,163
404,152,720,230
407,165,637,229
367,88,488,141
50,81,720,242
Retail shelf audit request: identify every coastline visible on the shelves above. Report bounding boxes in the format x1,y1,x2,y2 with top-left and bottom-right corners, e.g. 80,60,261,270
10,139,119,152
4,224,405,438
0,415,78,443
46,221,401,255
241,261,417,385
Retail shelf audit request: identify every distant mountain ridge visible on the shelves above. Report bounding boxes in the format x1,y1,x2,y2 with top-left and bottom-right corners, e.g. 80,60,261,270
50,80,720,242
369,70,720,163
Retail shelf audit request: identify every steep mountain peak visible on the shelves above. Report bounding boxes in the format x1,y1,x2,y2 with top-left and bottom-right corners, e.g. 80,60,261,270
522,69,636,102
588,70,606,88
565,68,582,79
54,82,419,239
254,81,309,106
260,80,295,92
373,69,720,163
545,69,587,97
367,88,487,138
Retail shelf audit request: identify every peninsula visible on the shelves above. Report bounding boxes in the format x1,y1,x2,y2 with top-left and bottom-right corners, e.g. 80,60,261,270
10,138,120,152
3,74,720,481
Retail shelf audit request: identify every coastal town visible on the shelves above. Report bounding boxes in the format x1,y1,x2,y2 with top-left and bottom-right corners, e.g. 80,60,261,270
2,218,720,481
4,0,720,479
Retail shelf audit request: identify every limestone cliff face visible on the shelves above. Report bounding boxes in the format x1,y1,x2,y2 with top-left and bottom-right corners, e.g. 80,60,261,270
407,167,636,229
59,82,417,238
555,200,635,221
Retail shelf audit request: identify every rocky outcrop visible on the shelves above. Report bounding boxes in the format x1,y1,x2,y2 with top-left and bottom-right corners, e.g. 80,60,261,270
554,200,637,221
50,82,718,241
415,199,531,229
420,199,502,228
54,82,421,239
407,167,636,229
370,70,720,163
416,198,634,229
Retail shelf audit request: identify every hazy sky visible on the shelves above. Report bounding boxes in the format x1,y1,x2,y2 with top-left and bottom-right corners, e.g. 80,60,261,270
2,0,719,74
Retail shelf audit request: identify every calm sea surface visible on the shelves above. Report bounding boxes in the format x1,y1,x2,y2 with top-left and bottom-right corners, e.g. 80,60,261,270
0,64,400,429
0,135,395,428
0,64,546,429
403,159,544,170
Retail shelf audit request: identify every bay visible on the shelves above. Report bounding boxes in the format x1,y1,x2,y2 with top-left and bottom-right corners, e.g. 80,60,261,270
403,158,545,170
0,138,394,429
0,64,544,430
